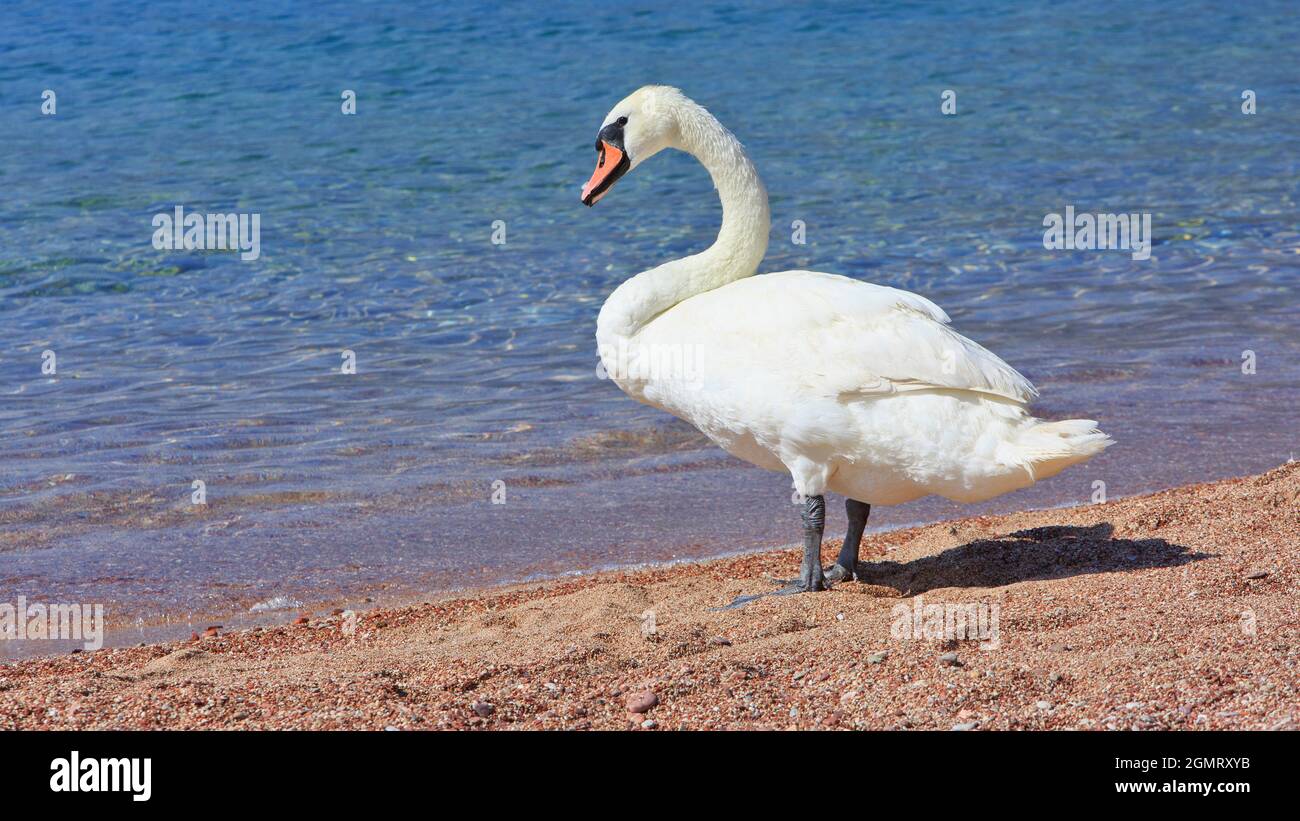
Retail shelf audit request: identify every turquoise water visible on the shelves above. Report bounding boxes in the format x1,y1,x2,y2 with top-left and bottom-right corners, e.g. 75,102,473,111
1,1,1297,645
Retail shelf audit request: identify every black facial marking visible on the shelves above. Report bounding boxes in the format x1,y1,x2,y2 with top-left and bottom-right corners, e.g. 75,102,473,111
596,120,626,151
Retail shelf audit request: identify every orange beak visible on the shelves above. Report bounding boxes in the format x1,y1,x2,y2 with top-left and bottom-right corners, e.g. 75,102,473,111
581,140,630,206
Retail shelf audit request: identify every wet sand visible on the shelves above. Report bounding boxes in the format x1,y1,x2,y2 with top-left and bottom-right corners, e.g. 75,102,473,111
1,461,1296,731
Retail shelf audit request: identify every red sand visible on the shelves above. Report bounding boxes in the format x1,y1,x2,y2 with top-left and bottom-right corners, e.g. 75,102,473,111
1,462,1296,730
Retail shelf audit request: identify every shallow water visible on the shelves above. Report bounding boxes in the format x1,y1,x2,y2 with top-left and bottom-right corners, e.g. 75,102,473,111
1,1,1297,653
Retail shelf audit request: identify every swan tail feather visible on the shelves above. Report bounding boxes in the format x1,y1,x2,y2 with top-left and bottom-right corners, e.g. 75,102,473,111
1003,419,1113,481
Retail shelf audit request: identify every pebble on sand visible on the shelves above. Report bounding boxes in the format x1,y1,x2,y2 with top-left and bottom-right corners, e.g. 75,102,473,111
626,691,658,714
939,652,960,667
472,701,495,718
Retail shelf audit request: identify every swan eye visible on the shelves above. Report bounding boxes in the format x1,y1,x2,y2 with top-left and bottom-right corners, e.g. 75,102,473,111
616,116,628,126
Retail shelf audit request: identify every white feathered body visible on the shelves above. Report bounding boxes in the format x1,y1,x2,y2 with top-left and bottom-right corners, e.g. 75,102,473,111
599,270,1110,503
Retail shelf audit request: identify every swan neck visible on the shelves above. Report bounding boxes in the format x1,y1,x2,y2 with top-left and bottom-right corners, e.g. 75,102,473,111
691,123,770,282
598,106,769,343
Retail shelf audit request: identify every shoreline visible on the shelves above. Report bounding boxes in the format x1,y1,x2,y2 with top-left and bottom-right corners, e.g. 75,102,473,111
3,428,1292,651
1,461,1295,730
0,467,1251,658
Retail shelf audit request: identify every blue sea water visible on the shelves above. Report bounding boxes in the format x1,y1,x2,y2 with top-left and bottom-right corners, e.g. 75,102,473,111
0,0,1297,648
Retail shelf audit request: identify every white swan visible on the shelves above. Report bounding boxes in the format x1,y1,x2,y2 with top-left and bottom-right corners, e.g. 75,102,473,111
581,86,1112,592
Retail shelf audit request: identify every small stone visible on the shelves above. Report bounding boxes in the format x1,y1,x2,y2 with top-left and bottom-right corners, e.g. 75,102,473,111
709,636,732,646
472,701,495,718
1245,570,1269,580
202,627,220,638
939,652,960,667
641,719,657,729
951,722,978,731
189,632,200,642
868,651,888,664
626,691,658,714
1036,701,1052,711
292,616,309,626
1049,673,1063,685
836,612,845,621
331,608,345,616
792,670,806,681
384,725,399,731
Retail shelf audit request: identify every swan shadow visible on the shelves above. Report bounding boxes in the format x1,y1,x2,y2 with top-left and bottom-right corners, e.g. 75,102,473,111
853,523,1211,596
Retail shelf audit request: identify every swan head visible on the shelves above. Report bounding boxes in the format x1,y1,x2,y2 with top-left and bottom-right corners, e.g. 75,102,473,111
580,86,682,206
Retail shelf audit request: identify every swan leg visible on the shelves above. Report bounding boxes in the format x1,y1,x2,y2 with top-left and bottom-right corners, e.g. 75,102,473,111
824,499,870,583
778,494,827,593
720,495,830,606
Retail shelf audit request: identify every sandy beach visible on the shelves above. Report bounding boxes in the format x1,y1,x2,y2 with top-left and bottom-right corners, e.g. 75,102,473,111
1,461,1295,731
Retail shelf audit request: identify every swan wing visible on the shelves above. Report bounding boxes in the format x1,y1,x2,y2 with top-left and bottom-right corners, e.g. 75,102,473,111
661,270,1038,404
